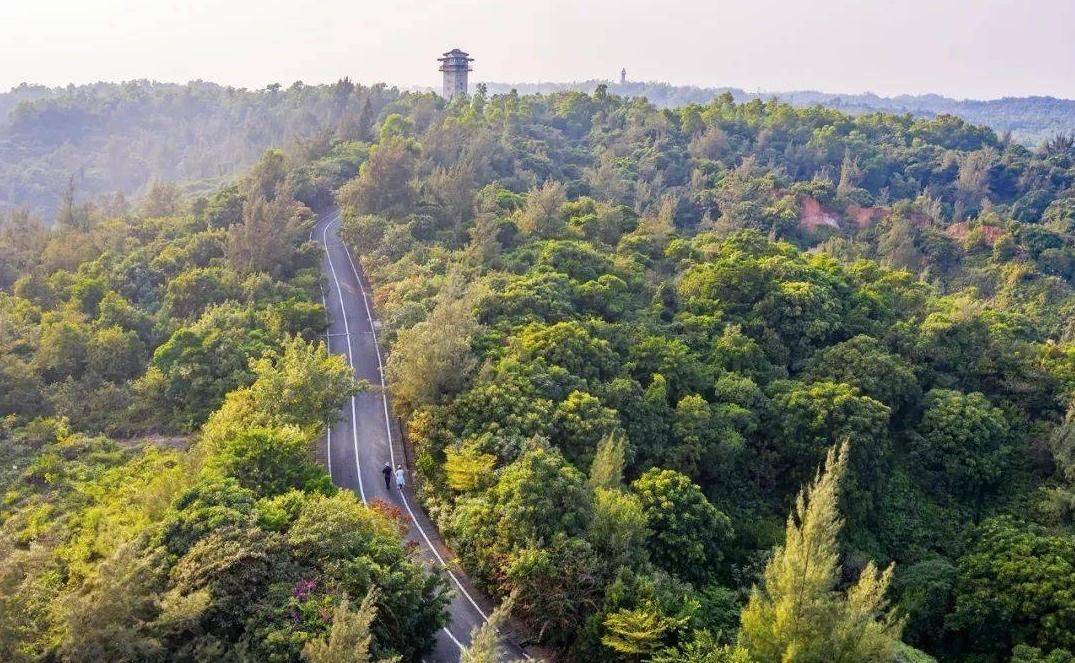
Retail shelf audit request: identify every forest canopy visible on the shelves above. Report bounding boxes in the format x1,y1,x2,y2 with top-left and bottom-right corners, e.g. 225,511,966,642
3,78,1074,221
6,82,1075,662
331,86,1075,662
0,146,448,661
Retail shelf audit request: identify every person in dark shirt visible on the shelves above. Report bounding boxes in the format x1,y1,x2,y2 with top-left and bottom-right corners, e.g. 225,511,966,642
382,462,392,490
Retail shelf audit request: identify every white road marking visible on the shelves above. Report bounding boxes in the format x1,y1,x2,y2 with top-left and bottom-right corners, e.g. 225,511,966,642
339,233,494,622
321,218,365,504
338,225,533,660
314,225,334,480
441,626,465,650
321,214,468,655
321,287,333,479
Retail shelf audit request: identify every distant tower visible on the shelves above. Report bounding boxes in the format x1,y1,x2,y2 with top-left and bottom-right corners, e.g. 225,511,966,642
438,48,474,100
620,68,627,85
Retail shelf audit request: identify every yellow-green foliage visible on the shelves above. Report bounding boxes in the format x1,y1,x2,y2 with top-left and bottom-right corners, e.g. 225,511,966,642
59,446,193,580
302,590,397,663
201,334,354,453
444,444,497,492
602,605,688,656
588,431,627,491
460,601,523,663
385,276,479,410
738,442,902,662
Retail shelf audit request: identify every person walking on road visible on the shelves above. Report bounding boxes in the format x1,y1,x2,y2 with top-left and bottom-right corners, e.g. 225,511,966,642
382,462,392,490
395,464,406,491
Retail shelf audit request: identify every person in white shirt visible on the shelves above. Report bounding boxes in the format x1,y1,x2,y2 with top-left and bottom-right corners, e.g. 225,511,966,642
394,465,406,491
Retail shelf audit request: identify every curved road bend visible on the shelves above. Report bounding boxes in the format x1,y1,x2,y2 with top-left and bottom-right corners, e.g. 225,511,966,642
314,210,527,662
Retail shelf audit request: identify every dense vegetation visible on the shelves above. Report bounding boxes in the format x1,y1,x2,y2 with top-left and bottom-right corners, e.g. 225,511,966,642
0,80,403,219
486,81,1075,146
0,147,449,660
8,79,1075,661
3,79,1073,222
330,87,1075,662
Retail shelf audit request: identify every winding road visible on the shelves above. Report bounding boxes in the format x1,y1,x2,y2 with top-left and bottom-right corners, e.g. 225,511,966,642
314,209,526,662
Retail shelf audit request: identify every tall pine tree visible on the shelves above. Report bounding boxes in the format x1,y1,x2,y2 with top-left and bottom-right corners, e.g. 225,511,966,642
738,442,904,662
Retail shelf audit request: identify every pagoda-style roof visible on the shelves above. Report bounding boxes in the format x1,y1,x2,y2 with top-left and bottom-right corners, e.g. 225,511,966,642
438,48,474,62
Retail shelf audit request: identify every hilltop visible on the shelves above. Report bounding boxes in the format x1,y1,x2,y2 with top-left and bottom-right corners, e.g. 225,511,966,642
483,80,1075,145
3,79,1074,221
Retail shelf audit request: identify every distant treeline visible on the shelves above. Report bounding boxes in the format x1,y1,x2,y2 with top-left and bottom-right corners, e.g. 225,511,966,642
0,80,404,219
482,80,1075,146
3,78,1074,222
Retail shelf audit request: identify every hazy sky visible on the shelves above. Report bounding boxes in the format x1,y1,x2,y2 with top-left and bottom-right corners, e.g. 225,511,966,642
3,0,1075,99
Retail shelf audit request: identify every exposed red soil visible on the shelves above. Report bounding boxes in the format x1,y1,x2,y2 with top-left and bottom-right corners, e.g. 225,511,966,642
846,203,890,229
799,196,842,231
946,222,1005,245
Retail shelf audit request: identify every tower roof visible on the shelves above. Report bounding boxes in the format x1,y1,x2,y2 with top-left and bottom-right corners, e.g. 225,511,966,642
438,48,474,63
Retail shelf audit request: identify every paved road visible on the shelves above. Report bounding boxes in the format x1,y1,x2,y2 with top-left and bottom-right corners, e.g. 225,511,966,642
314,210,524,662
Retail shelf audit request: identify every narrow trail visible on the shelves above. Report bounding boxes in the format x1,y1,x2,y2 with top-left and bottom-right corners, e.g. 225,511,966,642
314,209,528,662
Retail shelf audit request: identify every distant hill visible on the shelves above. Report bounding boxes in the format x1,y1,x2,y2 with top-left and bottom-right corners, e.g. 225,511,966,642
0,80,400,220
4,78,1074,220
483,80,1075,146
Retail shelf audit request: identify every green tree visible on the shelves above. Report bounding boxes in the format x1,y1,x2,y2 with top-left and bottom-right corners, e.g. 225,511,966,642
285,492,450,658
630,469,732,585
160,525,289,644
244,335,354,430
35,317,91,382
652,630,754,663
802,335,921,416
226,193,309,278
505,539,605,647
449,442,592,583
163,267,237,320
386,279,478,409
893,558,957,653
444,443,497,493
244,149,289,202
911,389,1012,505
201,184,245,229
87,326,146,382
460,603,522,663
878,215,923,272
668,394,714,477
148,304,273,428
0,355,43,417
207,427,326,496
141,180,181,217
512,321,616,383
517,181,567,238
302,590,398,663
948,517,1075,658
589,487,650,570
337,137,418,217
1050,400,1075,483
603,605,688,657
340,213,389,256
766,380,890,491
1012,645,1075,663
551,390,622,466
738,443,903,662
154,477,259,557
58,541,165,662
588,431,628,491
199,334,352,448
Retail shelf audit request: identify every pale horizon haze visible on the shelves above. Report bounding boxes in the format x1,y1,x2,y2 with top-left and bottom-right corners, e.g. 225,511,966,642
2,0,1075,100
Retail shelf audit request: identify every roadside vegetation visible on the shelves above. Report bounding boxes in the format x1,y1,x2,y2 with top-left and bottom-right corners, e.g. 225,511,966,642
0,147,448,661
6,82,1075,661
336,87,1075,662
